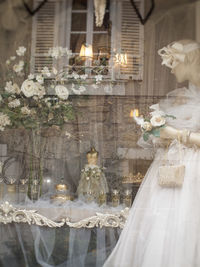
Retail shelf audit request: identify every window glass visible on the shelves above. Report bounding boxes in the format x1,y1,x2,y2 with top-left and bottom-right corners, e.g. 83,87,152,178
72,0,87,10
71,13,87,31
70,34,86,53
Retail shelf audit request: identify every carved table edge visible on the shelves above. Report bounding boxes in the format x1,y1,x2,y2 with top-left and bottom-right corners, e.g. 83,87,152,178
0,201,130,229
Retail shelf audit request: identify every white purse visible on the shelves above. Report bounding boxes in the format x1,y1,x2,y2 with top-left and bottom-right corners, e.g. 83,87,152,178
158,164,185,187
158,138,185,188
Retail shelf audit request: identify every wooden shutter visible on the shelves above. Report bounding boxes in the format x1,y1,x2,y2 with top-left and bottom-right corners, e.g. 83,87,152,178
31,0,60,73
111,0,144,81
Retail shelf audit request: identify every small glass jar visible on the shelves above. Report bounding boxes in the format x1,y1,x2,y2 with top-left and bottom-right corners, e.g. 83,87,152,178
98,191,107,206
51,178,73,204
7,178,16,193
111,189,120,207
19,179,28,193
123,189,132,208
18,179,28,203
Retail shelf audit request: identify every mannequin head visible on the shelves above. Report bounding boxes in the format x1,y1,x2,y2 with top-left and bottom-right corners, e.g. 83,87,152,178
158,40,200,86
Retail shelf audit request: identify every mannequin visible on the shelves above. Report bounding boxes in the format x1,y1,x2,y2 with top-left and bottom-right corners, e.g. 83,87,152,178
77,147,109,203
158,40,200,146
103,40,200,267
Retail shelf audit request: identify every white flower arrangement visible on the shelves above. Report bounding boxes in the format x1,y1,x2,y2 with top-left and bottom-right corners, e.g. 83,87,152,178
0,46,76,131
133,104,176,141
0,45,109,132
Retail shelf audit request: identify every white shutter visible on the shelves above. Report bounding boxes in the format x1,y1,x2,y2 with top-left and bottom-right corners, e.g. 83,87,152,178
30,0,60,73
113,0,144,81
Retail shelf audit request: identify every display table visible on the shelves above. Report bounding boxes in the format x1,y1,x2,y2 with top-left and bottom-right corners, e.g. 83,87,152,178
0,200,129,267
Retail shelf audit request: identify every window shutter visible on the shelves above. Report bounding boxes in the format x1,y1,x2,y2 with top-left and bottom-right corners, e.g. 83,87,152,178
31,0,61,73
115,0,144,80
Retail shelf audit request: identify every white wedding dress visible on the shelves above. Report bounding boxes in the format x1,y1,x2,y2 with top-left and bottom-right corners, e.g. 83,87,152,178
104,84,200,267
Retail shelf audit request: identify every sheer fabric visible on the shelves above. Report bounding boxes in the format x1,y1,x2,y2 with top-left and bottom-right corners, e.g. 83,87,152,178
103,84,200,267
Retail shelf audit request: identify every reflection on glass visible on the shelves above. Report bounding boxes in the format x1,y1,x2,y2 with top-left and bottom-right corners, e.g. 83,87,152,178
70,34,86,53
72,0,87,10
71,13,87,31
93,34,111,54
93,12,110,31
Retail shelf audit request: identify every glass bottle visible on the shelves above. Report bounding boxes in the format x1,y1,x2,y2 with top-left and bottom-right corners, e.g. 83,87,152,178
123,189,132,208
31,179,40,201
111,189,120,207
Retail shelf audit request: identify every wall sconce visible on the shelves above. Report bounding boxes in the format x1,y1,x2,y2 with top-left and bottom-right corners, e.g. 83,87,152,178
79,43,93,58
130,109,139,118
115,53,127,65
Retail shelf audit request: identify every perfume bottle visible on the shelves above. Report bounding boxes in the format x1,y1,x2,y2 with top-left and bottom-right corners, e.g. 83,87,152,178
123,189,132,208
31,179,40,201
111,189,120,207
98,191,107,206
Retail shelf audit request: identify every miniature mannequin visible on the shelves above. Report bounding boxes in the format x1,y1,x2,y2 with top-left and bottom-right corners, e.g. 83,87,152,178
77,147,109,203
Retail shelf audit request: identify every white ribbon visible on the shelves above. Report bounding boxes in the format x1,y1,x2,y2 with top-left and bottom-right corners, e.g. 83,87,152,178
158,42,200,69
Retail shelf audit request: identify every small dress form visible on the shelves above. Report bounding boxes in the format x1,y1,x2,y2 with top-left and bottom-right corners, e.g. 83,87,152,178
77,163,109,202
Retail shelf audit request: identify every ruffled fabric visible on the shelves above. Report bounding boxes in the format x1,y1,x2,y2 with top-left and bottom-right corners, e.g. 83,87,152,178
103,84,200,267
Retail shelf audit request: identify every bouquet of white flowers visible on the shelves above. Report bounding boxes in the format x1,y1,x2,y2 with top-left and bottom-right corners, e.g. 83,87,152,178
0,46,107,132
133,104,176,141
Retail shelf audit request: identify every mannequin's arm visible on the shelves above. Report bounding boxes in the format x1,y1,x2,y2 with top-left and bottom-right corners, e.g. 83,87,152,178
160,125,200,147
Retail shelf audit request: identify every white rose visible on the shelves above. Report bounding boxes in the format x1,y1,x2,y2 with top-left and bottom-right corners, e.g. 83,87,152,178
0,113,11,131
8,99,20,108
6,60,10,65
10,56,16,61
5,82,14,93
28,74,34,80
13,83,20,94
21,80,38,97
16,46,26,56
35,83,45,98
13,64,23,73
150,115,166,127
142,121,153,132
21,106,31,115
36,75,44,84
55,85,69,100
5,82,20,94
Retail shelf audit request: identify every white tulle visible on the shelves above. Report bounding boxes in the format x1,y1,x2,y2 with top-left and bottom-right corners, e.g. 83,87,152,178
103,84,200,267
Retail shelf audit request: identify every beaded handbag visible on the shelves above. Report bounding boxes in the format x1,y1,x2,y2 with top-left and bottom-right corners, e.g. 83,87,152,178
158,137,185,187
